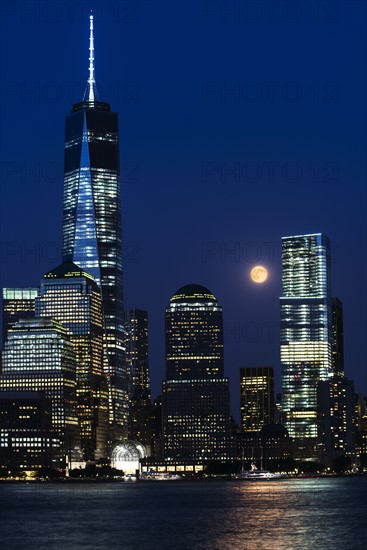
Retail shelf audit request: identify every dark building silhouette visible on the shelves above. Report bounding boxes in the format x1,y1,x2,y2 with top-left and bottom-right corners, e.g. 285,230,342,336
36,262,109,460
240,366,274,432
233,424,292,469
125,309,151,447
331,297,344,377
62,15,126,441
318,377,355,466
0,391,55,471
162,285,230,462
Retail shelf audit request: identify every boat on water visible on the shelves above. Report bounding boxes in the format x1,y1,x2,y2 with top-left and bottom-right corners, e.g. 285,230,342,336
139,470,182,481
236,464,285,481
124,474,137,482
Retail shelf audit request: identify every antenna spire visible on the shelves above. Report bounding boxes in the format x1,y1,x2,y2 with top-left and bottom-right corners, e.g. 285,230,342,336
85,11,98,102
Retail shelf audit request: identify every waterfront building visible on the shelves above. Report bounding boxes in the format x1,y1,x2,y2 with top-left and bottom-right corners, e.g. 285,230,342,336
280,233,332,459
0,391,56,472
233,424,292,468
62,15,126,441
240,366,274,432
35,261,109,460
162,285,231,462
0,318,80,468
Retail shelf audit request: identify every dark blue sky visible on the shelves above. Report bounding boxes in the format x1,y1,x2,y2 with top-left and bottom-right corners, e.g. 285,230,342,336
0,0,366,418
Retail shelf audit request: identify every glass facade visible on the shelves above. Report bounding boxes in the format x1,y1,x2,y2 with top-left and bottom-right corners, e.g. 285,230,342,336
280,234,332,458
125,309,151,446
35,262,109,460
0,319,80,468
240,366,274,432
163,285,230,462
62,99,126,441
2,288,38,344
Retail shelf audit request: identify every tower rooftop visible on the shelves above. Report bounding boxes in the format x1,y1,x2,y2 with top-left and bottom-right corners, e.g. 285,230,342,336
170,284,217,304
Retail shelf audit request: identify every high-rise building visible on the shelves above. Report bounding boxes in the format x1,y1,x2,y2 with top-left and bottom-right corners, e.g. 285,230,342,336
62,15,126,441
0,318,80,468
240,366,274,432
165,284,224,380
35,261,109,460
318,376,355,465
2,288,38,344
125,309,151,447
280,233,332,459
331,297,344,378
162,285,230,462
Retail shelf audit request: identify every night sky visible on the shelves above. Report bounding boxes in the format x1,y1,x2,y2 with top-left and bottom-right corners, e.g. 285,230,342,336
0,0,366,419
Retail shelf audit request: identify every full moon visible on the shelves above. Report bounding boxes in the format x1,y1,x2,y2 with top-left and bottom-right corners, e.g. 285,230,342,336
250,265,268,284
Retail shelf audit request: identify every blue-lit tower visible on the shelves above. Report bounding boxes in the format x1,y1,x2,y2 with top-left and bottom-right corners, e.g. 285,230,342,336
280,233,332,459
62,15,127,442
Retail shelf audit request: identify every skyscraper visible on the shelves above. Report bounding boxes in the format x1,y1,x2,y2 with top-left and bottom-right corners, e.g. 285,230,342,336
280,233,332,459
318,296,354,464
35,261,109,460
240,366,274,432
165,284,224,380
318,376,355,465
62,15,126,440
0,318,80,468
125,309,151,446
331,297,344,378
2,288,38,344
163,285,230,462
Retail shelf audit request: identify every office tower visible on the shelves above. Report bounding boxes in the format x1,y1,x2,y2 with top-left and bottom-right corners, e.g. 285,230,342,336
62,15,126,440
0,391,55,471
317,297,353,464
331,297,344,378
0,319,80,468
35,261,109,460
165,284,223,380
162,285,230,462
125,309,151,446
280,233,332,459
318,377,355,465
240,366,274,432
2,288,37,343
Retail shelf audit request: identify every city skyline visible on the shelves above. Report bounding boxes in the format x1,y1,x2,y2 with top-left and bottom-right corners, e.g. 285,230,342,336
0,2,366,420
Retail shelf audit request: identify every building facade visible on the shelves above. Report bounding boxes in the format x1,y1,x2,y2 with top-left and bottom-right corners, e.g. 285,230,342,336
318,376,355,466
62,15,127,441
162,285,230,462
331,297,344,378
35,261,109,460
240,366,274,432
125,309,151,447
0,391,56,472
0,318,80,468
280,233,332,459
2,288,38,344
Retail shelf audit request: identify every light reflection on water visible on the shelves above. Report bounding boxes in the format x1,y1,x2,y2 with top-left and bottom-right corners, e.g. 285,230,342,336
0,478,366,550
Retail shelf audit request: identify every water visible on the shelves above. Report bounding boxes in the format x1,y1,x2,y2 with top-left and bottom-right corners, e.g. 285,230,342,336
0,478,366,550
